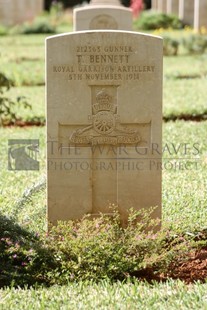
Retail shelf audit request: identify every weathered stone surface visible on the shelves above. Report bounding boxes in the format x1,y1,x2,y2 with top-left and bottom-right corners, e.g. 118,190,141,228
46,31,163,226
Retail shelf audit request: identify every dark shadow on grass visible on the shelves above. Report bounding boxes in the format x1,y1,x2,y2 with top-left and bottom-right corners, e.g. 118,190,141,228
0,213,57,288
163,112,207,122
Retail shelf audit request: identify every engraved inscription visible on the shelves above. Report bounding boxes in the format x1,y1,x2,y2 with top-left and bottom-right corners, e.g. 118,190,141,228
89,15,118,30
69,86,141,146
52,45,156,81
77,54,130,64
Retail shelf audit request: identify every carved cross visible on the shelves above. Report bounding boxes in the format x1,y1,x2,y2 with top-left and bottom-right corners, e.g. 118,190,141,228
59,84,151,215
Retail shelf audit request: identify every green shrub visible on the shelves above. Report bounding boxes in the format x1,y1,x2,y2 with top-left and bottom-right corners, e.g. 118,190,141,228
134,11,183,30
1,207,206,287
0,72,31,125
44,208,189,284
0,24,8,36
49,1,64,20
182,34,207,54
163,36,180,56
20,17,56,34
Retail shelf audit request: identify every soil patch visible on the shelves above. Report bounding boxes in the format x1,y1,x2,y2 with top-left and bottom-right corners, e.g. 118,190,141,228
135,247,207,284
165,246,207,284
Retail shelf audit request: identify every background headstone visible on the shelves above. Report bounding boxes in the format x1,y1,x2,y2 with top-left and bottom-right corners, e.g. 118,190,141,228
46,31,163,226
0,0,43,26
157,0,167,13
179,0,194,26
150,0,206,30
194,0,207,31
90,0,121,5
151,0,158,10
73,0,132,31
167,0,179,15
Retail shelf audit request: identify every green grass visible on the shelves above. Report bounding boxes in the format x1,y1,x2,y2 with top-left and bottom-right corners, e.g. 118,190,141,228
0,126,46,233
163,78,207,118
0,30,207,306
6,86,45,121
163,121,207,231
0,35,46,86
164,54,207,78
0,58,44,87
1,280,207,309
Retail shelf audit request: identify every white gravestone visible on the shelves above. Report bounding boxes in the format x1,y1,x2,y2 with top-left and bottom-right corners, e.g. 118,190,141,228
0,0,43,26
179,0,194,26
151,0,158,10
167,0,179,15
73,0,132,31
157,0,167,13
46,31,163,226
90,0,121,4
194,0,207,31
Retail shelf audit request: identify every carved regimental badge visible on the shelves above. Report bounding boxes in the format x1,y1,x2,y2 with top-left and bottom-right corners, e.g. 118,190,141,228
69,85,141,145
89,15,118,30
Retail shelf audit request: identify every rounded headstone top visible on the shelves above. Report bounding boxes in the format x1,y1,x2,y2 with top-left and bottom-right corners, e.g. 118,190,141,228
90,0,121,6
